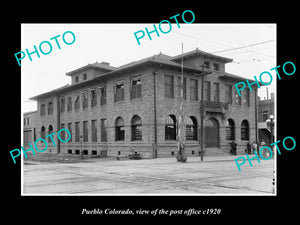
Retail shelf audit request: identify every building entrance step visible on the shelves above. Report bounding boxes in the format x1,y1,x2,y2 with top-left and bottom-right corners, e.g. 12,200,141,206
204,147,228,156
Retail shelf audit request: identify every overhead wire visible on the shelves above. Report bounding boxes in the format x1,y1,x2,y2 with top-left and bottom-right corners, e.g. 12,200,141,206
173,31,275,63
210,40,275,54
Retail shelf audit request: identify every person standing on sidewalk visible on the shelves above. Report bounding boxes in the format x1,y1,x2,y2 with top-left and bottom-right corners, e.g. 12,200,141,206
247,142,252,154
252,141,258,155
231,140,237,155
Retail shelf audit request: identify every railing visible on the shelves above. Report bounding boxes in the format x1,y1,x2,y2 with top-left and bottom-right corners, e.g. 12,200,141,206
203,101,228,113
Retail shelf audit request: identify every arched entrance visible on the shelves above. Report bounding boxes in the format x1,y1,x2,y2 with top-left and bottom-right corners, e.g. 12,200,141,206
205,118,219,147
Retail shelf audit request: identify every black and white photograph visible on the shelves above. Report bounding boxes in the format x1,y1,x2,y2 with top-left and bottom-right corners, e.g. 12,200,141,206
21,23,276,195
4,5,298,222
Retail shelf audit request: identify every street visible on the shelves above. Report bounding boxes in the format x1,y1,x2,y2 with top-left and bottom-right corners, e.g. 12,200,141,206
23,155,275,195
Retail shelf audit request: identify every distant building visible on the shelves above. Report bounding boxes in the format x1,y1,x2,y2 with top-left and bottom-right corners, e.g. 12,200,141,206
258,93,275,147
23,48,259,158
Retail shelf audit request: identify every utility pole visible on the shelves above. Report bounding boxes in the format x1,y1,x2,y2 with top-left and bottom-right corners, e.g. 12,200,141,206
200,64,205,161
176,43,186,162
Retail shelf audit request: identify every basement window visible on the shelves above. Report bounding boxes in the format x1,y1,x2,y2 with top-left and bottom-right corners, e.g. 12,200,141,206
92,150,97,155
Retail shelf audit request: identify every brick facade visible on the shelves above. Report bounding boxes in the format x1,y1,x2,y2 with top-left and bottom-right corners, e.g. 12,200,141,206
23,49,258,158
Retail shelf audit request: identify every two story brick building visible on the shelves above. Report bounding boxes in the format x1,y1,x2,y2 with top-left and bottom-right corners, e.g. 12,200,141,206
23,48,258,158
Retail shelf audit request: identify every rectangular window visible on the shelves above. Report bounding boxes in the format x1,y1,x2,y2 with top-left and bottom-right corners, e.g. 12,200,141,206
74,95,80,111
204,61,210,69
164,75,174,98
204,81,211,101
75,122,80,142
234,88,242,106
131,77,142,99
177,77,186,100
67,123,72,142
40,103,46,116
67,96,72,111
75,76,79,83
83,121,88,142
92,150,97,155
100,86,106,105
101,119,107,142
48,101,53,114
82,92,88,109
225,84,232,103
213,82,220,102
213,63,219,71
262,110,268,122
244,88,250,106
91,90,97,107
114,82,124,102
83,73,87,80
190,78,198,101
60,97,65,113
91,120,97,142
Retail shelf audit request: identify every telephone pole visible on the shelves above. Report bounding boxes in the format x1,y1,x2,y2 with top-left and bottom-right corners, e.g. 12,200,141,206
200,64,205,161
176,43,186,162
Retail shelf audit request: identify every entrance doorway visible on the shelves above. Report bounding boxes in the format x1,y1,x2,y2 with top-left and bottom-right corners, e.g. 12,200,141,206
205,118,219,147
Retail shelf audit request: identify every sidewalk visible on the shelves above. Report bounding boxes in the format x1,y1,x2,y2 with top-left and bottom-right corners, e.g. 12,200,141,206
23,151,254,164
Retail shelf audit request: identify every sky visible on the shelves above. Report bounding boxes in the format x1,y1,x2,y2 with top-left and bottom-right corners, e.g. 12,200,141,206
21,23,276,113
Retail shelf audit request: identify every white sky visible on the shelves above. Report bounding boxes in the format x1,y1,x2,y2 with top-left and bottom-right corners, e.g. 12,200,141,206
21,23,276,113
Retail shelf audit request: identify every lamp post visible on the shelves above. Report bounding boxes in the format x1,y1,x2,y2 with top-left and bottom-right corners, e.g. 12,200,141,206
266,115,274,159
266,114,274,145
80,135,83,160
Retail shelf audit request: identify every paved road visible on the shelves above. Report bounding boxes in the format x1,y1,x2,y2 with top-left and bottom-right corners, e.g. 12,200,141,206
23,155,275,195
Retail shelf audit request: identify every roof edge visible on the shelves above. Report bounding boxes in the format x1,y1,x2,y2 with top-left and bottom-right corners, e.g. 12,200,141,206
172,48,233,63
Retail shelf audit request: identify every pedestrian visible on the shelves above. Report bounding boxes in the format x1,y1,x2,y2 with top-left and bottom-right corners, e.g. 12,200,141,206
80,150,84,160
231,140,237,155
252,141,258,155
247,142,251,154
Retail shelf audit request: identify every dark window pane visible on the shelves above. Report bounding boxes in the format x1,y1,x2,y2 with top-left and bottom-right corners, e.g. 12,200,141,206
132,115,142,141
165,115,176,140
164,75,174,98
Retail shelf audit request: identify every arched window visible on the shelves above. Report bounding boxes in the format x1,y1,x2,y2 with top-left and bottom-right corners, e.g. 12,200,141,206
241,120,249,140
165,115,176,140
48,125,53,142
115,117,125,141
186,116,197,140
226,119,235,140
41,126,46,139
131,115,142,141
